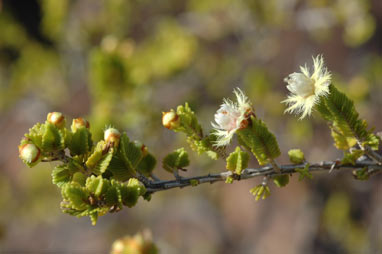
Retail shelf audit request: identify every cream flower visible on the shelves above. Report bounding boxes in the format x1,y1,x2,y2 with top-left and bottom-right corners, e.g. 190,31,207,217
282,55,332,119
212,88,253,147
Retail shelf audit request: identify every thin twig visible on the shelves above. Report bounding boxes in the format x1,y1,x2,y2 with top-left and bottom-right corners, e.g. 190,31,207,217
145,160,382,194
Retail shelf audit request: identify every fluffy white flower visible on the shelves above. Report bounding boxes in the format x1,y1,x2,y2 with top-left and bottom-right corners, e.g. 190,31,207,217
212,88,253,147
282,55,332,119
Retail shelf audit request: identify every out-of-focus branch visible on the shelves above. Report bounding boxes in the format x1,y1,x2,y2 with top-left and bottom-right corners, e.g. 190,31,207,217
145,160,382,194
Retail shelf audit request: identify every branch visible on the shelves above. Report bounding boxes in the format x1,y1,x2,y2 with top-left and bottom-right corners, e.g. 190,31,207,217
145,160,382,194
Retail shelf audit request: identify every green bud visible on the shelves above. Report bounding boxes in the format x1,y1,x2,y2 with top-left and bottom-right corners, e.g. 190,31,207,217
288,149,305,164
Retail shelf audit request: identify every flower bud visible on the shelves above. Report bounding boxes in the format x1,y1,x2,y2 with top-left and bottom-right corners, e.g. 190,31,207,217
104,127,121,147
47,112,65,128
19,143,41,164
162,111,180,130
134,141,148,156
71,117,90,132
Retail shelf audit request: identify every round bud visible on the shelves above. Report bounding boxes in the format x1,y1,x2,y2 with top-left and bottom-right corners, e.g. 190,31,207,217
162,111,180,130
104,127,121,147
71,117,90,132
19,143,41,164
47,112,65,128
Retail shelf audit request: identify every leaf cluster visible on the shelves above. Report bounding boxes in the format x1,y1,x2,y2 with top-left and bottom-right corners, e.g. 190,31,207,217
317,85,379,150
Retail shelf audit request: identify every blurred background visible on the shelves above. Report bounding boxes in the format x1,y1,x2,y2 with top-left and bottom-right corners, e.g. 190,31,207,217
0,0,381,253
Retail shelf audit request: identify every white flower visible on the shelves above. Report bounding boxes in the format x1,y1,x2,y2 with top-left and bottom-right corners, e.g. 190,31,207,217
212,88,253,147
282,55,332,119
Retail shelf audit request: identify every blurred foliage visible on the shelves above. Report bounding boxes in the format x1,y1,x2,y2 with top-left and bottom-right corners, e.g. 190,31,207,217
322,192,369,254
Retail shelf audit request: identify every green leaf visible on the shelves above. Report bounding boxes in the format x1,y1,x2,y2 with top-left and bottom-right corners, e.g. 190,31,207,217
288,149,305,164
119,178,146,207
72,172,86,186
237,117,280,165
137,153,157,177
68,127,91,155
42,122,64,151
25,123,44,148
92,151,113,175
273,175,289,187
52,160,84,187
62,183,90,210
225,176,234,184
86,176,110,198
118,133,141,175
190,179,199,186
331,126,357,150
176,103,203,139
127,178,146,196
319,85,376,148
85,141,106,169
104,185,122,207
107,155,135,181
226,146,249,175
352,167,369,180
295,164,313,181
162,148,190,172
363,133,379,150
52,165,72,187
186,133,219,159
342,150,364,165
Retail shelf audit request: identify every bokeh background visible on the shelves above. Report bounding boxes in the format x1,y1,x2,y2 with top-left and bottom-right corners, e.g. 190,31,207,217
0,0,381,253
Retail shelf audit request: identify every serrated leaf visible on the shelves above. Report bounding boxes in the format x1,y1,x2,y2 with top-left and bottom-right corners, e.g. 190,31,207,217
89,212,98,226
52,165,72,187
72,172,86,186
52,160,84,187
25,123,44,148
137,153,156,177
68,127,90,155
237,117,280,165
176,103,203,139
92,151,113,175
226,146,249,175
85,141,105,169
107,155,134,181
319,85,375,147
42,122,64,151
120,178,145,207
118,133,141,175
86,176,110,197
62,183,89,210
104,185,122,207
162,148,190,173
